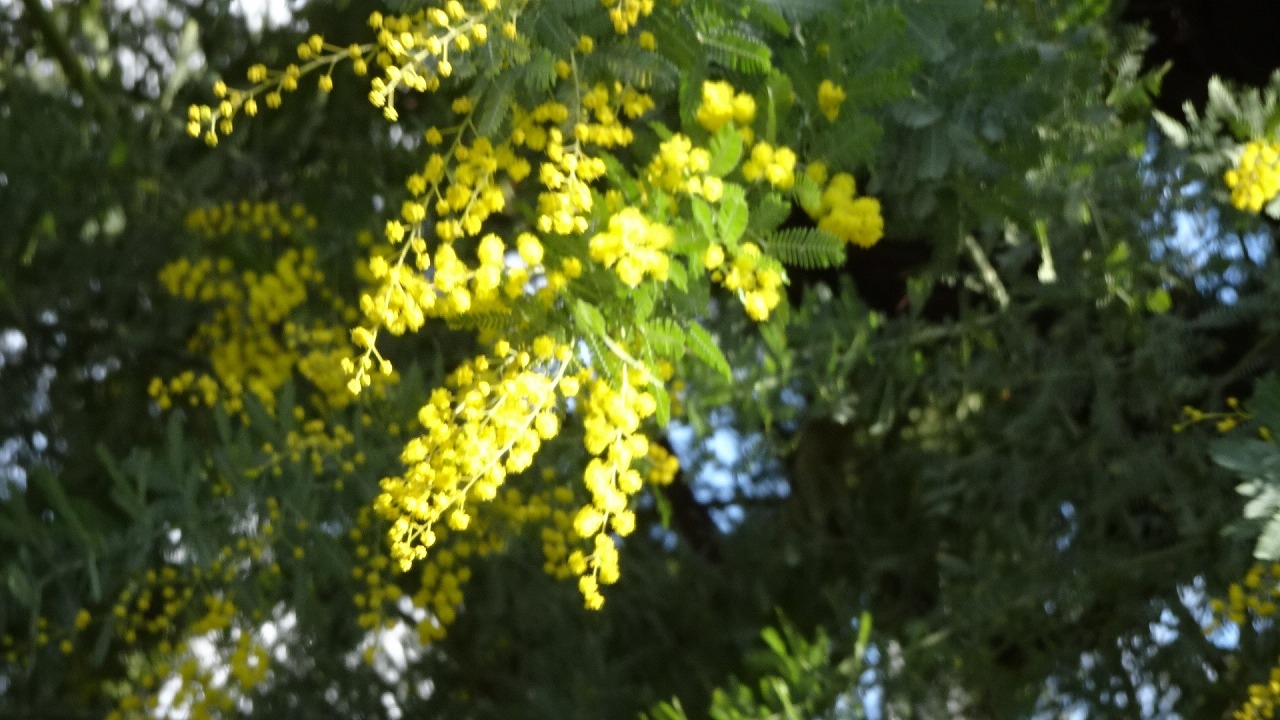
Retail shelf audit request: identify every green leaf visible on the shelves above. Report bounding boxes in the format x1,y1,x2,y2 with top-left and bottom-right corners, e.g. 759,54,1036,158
1106,242,1130,267
643,318,687,357
1144,288,1172,314
892,96,943,129
29,467,100,552
1214,437,1280,479
792,173,822,217
651,380,671,427
475,73,517,136
686,323,733,381
1152,110,1189,148
1207,75,1241,119
648,120,675,141
698,24,772,75
691,196,715,239
1258,511,1280,560
717,183,749,242
572,299,607,337
750,192,791,234
633,282,657,322
580,330,622,382
6,565,33,606
761,71,792,145
708,125,743,176
764,228,846,269
1251,375,1280,435
668,260,689,292
761,626,787,656
653,485,673,531
522,49,558,93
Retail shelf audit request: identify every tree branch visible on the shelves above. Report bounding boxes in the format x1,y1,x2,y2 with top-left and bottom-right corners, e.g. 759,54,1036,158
19,0,114,127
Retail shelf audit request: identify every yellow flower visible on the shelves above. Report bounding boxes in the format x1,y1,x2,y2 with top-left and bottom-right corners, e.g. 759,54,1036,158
1225,139,1280,213
704,244,725,270
817,80,846,121
696,80,737,132
588,208,674,287
517,233,544,266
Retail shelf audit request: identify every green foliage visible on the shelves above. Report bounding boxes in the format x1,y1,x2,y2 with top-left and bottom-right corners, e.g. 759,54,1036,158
646,617,873,720
763,228,846,269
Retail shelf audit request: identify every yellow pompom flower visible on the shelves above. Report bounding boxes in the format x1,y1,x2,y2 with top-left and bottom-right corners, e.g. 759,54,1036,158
696,80,737,132
817,80,846,121
804,172,885,248
588,208,674,287
1225,139,1280,213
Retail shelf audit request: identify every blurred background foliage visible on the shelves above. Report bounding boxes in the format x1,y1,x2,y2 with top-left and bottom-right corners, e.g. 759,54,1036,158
3,0,1280,718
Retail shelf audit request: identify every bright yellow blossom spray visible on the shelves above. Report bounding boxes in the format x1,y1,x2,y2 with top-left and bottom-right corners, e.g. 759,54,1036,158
183,0,886,612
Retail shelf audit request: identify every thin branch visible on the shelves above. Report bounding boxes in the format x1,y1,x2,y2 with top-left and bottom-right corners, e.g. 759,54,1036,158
19,0,114,127
964,234,1010,309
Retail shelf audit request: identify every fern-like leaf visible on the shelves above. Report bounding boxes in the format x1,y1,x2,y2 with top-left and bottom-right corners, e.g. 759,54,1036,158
699,26,772,74
445,310,515,332
580,330,623,383
595,47,680,91
763,228,847,269
641,318,686,358
522,49,558,94
688,1,772,74
685,323,733,381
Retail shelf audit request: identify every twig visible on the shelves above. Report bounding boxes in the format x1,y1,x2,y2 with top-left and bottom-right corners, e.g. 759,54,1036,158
964,234,1010,309
19,0,114,128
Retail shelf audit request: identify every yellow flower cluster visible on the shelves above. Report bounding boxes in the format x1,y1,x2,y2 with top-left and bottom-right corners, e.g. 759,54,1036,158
569,370,660,608
525,481,582,578
1,609,94,665
249,412,359,481
346,508,467,662
151,202,364,416
1209,561,1280,629
103,509,291,720
533,131,597,236
376,339,574,572
1173,397,1250,434
706,242,785,321
1233,665,1280,720
817,79,846,122
106,613,274,720
1225,139,1280,213
600,0,656,34
526,84,649,237
347,81,657,394
187,35,366,146
588,207,676,287
578,82,651,146
742,141,797,190
366,2,496,121
645,134,724,202
695,80,757,134
646,441,680,485
348,235,526,390
804,167,884,248
187,1,508,143
417,134,529,242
